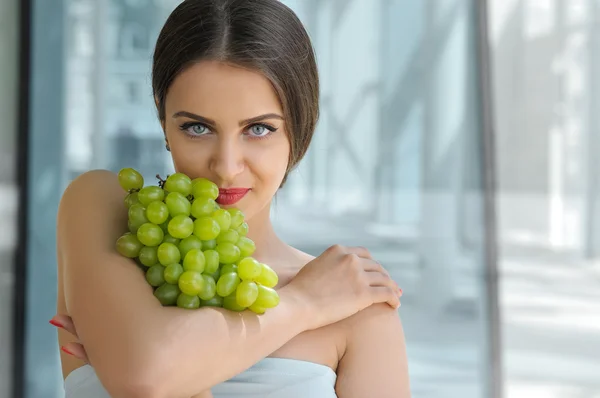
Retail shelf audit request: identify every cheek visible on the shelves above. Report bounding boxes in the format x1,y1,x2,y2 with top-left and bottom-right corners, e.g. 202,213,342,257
169,142,211,177
248,143,290,187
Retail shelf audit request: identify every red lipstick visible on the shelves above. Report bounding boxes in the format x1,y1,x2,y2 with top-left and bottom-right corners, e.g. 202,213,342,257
217,188,250,205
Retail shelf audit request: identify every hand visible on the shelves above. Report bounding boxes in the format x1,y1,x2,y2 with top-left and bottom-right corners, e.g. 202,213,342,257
281,244,403,331
50,314,89,363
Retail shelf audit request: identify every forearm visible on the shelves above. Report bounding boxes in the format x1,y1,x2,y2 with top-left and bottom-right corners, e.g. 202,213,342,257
131,287,308,397
65,255,310,397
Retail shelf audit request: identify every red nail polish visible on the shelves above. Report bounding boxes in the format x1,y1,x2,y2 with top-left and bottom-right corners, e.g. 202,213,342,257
61,346,74,356
49,319,63,328
399,288,403,295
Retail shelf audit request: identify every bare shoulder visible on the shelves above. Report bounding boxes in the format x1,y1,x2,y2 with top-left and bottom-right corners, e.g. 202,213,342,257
335,304,410,397
61,169,122,204
337,303,404,349
58,169,126,238
343,303,402,329
56,169,126,379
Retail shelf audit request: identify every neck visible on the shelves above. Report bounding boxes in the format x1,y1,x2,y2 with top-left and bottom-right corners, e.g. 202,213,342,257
244,200,289,269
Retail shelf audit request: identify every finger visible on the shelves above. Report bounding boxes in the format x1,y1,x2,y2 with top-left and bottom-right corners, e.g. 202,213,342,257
370,286,401,309
51,315,79,337
365,271,399,292
360,258,385,273
344,246,373,260
360,261,399,291
62,342,89,364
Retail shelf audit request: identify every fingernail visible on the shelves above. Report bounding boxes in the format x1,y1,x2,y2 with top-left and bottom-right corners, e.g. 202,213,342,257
61,346,74,356
49,319,63,328
398,288,403,296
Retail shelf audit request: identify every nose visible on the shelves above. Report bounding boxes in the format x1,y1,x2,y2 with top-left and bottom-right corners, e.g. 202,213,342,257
209,136,245,185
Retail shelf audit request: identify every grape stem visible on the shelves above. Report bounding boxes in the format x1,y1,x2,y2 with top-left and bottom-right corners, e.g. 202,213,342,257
156,174,167,189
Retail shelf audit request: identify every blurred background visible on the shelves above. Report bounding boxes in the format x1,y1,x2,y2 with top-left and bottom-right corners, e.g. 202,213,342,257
1,0,599,397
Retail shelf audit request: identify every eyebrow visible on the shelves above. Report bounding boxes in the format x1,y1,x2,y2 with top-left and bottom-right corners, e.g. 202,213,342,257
172,111,284,127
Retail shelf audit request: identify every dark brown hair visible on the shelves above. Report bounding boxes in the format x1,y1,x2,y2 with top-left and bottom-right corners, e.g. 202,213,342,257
152,0,319,185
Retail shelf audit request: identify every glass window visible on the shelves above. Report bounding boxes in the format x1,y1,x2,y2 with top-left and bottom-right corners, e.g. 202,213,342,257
488,0,600,395
0,0,20,396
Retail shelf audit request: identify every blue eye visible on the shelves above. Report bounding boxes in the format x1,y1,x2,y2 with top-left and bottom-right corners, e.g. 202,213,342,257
180,122,209,136
247,123,277,138
250,125,268,136
190,125,207,135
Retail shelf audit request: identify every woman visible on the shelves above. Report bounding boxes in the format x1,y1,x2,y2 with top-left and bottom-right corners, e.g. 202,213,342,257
52,0,410,397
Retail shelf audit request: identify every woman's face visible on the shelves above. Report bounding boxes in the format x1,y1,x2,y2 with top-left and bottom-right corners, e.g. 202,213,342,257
163,61,290,221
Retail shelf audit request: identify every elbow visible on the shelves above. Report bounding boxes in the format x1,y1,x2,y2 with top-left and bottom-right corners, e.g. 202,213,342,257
100,358,171,398
102,371,164,398
105,380,161,398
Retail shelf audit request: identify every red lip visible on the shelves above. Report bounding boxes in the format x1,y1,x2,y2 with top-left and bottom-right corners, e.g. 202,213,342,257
216,188,250,205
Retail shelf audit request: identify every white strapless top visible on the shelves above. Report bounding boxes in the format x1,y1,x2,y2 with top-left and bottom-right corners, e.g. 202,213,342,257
64,357,338,398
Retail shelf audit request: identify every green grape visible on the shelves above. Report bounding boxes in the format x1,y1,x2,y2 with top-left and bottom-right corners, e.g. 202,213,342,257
124,192,140,208
165,192,191,217
154,284,180,306
177,293,200,309
216,242,240,264
178,235,203,260
238,257,262,281
157,242,181,265
227,208,245,229
208,268,221,281
191,197,217,218
236,280,259,307
128,220,140,234
138,246,159,267
236,237,256,258
220,263,238,275
168,215,194,239
193,217,220,240
164,263,184,284
212,209,231,232
256,263,279,288
203,250,219,274
201,296,224,307
248,303,266,315
118,168,143,191
162,234,180,245
146,265,166,287
223,293,246,312
146,201,169,225
236,222,249,237
191,178,219,200
198,275,217,300
216,272,241,297
183,249,205,273
138,186,165,206
159,218,171,234
254,285,280,308
178,271,205,296
116,233,144,258
164,173,193,196
137,223,164,247
202,239,217,250
216,229,239,245
128,204,149,228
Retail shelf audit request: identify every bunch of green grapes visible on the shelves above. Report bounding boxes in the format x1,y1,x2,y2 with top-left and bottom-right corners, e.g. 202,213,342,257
115,167,279,314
